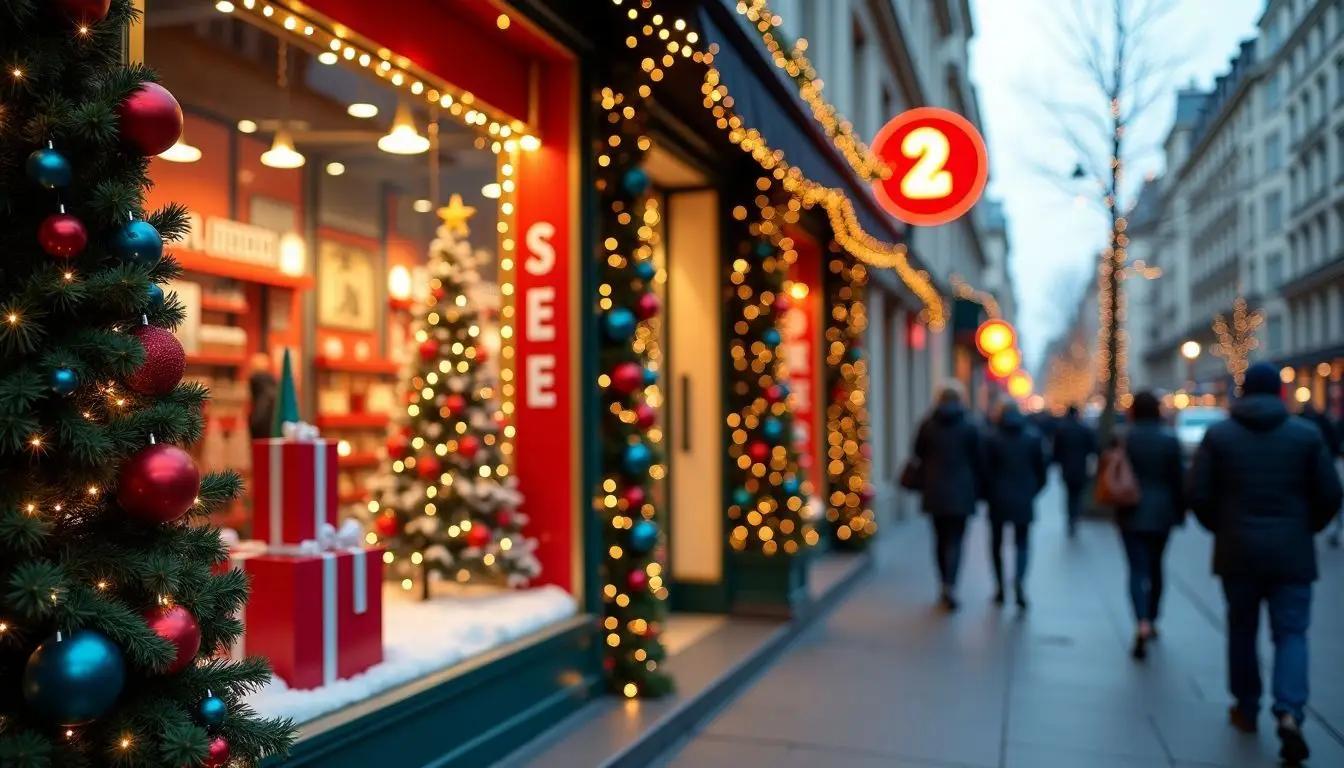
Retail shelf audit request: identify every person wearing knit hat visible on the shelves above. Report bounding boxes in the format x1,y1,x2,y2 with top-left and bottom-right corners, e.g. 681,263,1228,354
1188,359,1343,765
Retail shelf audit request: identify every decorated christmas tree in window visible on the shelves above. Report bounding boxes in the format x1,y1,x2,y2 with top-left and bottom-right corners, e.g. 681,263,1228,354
0,0,293,764
368,195,540,598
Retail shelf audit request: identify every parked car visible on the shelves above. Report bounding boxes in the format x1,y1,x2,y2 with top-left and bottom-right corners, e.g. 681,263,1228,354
1175,406,1227,457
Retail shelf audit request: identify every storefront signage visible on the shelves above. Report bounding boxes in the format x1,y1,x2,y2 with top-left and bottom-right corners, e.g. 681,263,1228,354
870,107,988,227
785,234,823,494
183,211,281,270
522,222,559,409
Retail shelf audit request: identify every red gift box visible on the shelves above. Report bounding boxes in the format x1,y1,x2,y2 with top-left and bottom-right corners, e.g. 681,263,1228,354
212,542,268,660
238,547,385,690
252,439,339,546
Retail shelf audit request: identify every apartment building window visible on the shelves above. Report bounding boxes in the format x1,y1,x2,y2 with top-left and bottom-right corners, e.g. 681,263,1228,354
1268,315,1285,353
1288,106,1298,141
1337,129,1344,178
1267,191,1284,232
1268,253,1284,287
1289,168,1299,208
1266,132,1283,171
851,18,869,139
1336,57,1344,103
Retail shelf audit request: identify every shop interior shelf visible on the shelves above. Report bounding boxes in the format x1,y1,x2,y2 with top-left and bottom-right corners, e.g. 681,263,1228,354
314,356,402,375
338,490,371,505
200,296,250,314
339,452,382,469
316,412,391,430
175,250,315,290
388,296,415,311
186,352,248,367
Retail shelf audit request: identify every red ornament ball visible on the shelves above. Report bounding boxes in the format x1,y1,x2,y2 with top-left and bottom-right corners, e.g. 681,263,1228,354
416,455,441,481
445,393,467,414
466,524,491,548
634,403,657,430
38,213,88,259
621,485,646,510
496,509,513,528
419,338,440,362
475,344,490,363
117,83,183,157
202,736,231,768
610,362,644,397
142,604,201,675
430,285,446,301
126,325,186,396
374,513,399,538
773,294,792,314
458,435,479,460
57,0,110,23
634,292,661,321
118,443,200,524
627,569,649,591
386,434,410,460
747,441,769,463
765,385,783,404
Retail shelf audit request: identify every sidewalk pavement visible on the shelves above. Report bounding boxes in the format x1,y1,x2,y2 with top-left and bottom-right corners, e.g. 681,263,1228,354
654,477,1344,768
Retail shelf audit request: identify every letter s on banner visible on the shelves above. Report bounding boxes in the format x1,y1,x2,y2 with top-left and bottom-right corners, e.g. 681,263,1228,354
525,222,556,276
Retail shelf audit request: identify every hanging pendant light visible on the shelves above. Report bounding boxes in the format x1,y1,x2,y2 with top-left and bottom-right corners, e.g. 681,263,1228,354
348,78,378,119
159,134,201,163
378,102,430,155
261,129,305,169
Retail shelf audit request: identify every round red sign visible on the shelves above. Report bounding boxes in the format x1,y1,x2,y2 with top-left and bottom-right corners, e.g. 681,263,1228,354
870,107,989,227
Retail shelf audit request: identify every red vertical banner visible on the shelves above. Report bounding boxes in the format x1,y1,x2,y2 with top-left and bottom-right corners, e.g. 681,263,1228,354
511,60,578,592
784,233,823,494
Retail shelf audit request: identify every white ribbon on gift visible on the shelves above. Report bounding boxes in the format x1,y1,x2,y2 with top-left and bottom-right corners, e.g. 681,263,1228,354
215,538,269,661
266,430,330,548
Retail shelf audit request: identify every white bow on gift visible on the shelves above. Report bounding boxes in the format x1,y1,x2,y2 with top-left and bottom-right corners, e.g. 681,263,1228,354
281,421,321,442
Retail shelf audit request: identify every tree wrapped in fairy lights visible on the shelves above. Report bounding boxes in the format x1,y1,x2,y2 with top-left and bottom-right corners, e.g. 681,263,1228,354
823,253,875,546
368,196,540,598
1212,295,1265,395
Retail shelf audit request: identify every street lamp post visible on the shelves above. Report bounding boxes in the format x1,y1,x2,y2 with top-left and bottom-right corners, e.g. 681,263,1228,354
1181,340,1201,393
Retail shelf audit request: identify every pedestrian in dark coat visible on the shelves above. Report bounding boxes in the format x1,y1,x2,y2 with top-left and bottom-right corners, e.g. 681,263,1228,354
1187,363,1344,764
1052,405,1097,537
983,402,1047,609
1116,391,1185,661
912,381,984,611
1300,403,1341,457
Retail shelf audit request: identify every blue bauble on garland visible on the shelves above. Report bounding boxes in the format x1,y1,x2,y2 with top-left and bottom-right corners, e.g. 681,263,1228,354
775,382,791,399
146,283,166,310
27,148,73,189
110,220,164,268
782,477,801,496
762,328,781,347
642,367,658,387
754,241,773,258
629,519,659,552
732,487,751,507
22,630,125,726
622,441,653,475
622,167,651,196
635,260,656,282
197,693,228,728
603,308,637,341
847,347,864,362
762,417,784,441
50,367,78,395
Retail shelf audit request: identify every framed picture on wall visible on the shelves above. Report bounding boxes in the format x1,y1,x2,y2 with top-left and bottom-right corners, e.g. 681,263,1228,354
168,280,202,354
317,239,377,331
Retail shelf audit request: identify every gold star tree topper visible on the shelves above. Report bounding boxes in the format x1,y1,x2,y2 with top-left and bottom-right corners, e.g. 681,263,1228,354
437,194,477,237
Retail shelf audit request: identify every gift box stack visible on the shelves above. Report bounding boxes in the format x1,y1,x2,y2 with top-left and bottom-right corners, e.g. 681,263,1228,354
217,420,385,690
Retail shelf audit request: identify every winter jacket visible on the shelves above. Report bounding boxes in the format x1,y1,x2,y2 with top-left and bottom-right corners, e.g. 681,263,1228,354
1188,394,1344,583
1052,416,1097,488
984,409,1048,525
1300,406,1341,457
1117,420,1185,533
913,403,985,518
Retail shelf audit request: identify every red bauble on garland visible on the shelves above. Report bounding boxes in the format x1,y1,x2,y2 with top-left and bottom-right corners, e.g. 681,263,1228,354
416,455,441,481
621,485,646,510
764,384,783,404
859,485,876,503
747,441,769,463
142,603,201,675
126,325,186,396
610,362,644,397
117,83,183,157
634,292,661,320
38,213,87,259
466,524,491,548
444,393,467,414
202,736,231,768
496,509,514,528
627,569,649,591
117,443,200,524
57,0,110,23
773,294,792,314
458,435,479,460
374,513,399,538
386,434,410,460
475,344,490,363
634,403,657,430
419,338,440,362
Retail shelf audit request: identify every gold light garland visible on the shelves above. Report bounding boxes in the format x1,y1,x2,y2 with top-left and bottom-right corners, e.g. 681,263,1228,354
824,251,875,543
1212,295,1264,392
951,274,1002,319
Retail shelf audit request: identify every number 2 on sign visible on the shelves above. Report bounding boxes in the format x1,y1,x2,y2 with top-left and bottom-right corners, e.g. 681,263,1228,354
900,127,953,200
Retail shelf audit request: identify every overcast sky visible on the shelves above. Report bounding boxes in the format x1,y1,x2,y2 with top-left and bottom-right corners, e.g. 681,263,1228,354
967,0,1265,367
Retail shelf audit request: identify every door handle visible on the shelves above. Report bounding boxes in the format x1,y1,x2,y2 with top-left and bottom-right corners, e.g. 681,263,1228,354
681,375,691,453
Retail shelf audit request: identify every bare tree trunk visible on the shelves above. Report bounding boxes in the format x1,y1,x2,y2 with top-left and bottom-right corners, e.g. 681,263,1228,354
1099,130,1123,448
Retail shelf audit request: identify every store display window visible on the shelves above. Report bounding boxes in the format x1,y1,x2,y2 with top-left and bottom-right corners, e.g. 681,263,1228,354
144,0,581,727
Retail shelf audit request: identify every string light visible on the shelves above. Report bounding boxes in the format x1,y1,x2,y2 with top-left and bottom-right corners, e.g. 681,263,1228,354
1211,295,1264,394
824,251,875,543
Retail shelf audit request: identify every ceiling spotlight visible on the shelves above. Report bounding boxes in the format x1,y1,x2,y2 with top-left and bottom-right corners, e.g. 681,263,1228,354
260,129,305,169
215,0,235,12
377,102,430,155
318,51,338,65
325,162,346,176
237,119,258,133
159,140,202,163
347,102,378,119
412,199,433,213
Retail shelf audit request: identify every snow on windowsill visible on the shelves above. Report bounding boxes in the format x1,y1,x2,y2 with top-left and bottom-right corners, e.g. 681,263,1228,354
247,584,578,725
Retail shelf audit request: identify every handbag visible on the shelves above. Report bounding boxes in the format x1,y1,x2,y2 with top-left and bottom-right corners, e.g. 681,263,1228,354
899,458,924,491
1093,437,1140,507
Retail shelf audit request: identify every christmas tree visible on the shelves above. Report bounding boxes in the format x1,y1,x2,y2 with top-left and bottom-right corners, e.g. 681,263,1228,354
0,1,293,766
368,195,540,598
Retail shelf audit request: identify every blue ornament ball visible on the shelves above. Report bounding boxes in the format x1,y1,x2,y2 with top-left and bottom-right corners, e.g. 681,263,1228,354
622,167,651,197
603,308,637,341
622,441,653,475
197,693,228,728
146,283,166,310
754,241,774,258
762,417,784,441
50,367,78,395
848,347,864,362
763,328,782,347
732,487,751,507
642,367,659,387
23,630,125,726
629,519,659,552
110,220,164,268
775,382,791,399
635,260,656,282
26,148,72,189
782,477,801,496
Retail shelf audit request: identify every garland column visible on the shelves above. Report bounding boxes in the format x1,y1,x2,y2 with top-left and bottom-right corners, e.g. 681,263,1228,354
824,250,876,548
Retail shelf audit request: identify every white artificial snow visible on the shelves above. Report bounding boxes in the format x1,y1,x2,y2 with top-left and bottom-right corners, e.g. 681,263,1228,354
246,584,577,724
